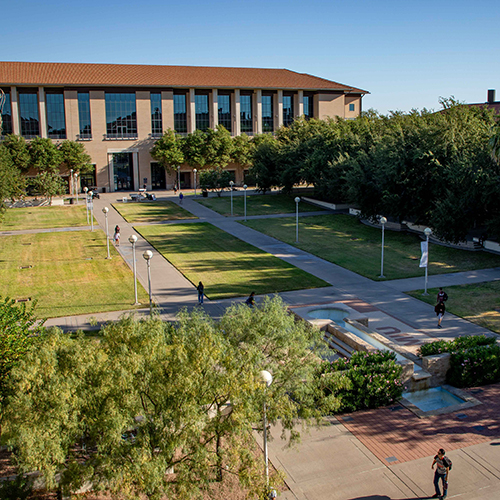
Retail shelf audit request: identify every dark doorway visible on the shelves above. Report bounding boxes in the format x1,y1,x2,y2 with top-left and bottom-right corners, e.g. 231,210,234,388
151,162,166,189
180,171,191,189
113,153,134,191
80,165,96,192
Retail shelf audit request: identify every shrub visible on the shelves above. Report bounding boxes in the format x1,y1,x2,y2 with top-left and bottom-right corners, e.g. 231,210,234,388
0,475,32,500
320,351,404,413
447,344,500,387
418,335,495,357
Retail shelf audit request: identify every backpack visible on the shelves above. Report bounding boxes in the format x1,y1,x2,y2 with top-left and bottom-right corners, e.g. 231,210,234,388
443,456,452,470
443,292,448,302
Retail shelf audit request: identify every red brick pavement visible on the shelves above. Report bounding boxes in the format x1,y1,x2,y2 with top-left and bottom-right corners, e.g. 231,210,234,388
336,382,500,466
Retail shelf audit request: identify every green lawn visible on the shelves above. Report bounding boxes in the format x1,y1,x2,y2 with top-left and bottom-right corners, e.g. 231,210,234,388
135,223,328,299
407,283,500,334
195,193,326,217
0,231,149,318
242,214,500,280
0,205,91,230
112,201,197,223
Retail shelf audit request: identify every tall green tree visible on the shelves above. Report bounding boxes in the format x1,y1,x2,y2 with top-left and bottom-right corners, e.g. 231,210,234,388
6,297,345,500
203,126,233,169
0,146,25,212
58,140,93,174
150,129,185,172
1,134,30,172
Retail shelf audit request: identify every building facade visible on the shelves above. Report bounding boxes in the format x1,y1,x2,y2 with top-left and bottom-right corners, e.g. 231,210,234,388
0,61,368,192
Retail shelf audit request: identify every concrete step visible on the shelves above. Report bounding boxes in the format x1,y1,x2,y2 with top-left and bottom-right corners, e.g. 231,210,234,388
324,333,354,358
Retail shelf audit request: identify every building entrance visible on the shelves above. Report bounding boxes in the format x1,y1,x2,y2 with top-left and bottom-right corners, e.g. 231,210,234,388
151,163,166,189
113,153,134,191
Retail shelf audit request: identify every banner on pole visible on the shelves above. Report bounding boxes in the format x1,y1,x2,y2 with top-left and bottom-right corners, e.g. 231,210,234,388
419,241,428,268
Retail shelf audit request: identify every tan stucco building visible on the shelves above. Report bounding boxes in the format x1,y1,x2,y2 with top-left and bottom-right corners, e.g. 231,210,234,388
0,61,368,192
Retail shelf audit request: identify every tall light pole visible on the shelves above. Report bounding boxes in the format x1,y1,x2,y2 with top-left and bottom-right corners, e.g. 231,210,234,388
143,250,153,314
70,169,74,201
294,197,300,243
193,168,197,198
177,166,181,191
74,171,79,204
260,370,273,494
229,180,234,216
129,235,139,305
243,184,248,222
379,216,387,278
423,227,432,296
83,186,89,225
102,207,110,259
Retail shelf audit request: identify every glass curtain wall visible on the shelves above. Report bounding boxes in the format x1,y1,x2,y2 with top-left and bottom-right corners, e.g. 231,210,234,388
262,94,273,133
18,91,39,138
151,93,162,137
218,94,231,132
113,152,134,191
173,93,187,133
283,95,294,127
1,91,12,136
46,91,66,139
78,93,92,139
195,94,209,131
240,94,252,133
303,94,314,120
105,93,137,139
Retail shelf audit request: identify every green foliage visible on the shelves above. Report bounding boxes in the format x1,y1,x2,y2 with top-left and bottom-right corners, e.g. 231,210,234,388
418,335,495,357
198,167,232,196
0,474,32,500
5,297,344,499
0,146,25,213
250,134,280,193
319,351,403,412
58,140,92,174
28,137,62,173
231,133,255,167
31,169,67,202
150,129,185,171
448,344,500,387
1,135,30,172
203,126,233,168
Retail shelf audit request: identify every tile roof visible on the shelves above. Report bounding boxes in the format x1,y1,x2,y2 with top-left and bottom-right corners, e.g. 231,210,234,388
0,61,368,93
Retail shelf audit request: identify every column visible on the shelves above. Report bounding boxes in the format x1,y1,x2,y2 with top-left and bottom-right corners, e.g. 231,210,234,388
64,90,78,140
296,91,304,118
136,91,151,138
132,151,139,191
233,89,241,136
188,88,196,133
38,87,47,138
255,90,262,134
162,90,174,131
108,154,114,192
10,87,19,135
211,89,218,129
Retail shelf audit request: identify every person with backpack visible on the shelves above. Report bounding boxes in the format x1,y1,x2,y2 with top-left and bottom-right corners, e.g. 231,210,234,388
431,448,452,499
437,288,448,304
196,281,204,304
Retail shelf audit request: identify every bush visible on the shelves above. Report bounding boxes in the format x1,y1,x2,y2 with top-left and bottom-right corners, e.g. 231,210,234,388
447,344,500,387
418,335,495,357
320,351,404,413
0,475,32,500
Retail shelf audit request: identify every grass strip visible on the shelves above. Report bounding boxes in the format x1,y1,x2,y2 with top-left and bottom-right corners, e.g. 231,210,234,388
136,223,328,299
0,205,91,230
195,193,326,217
0,231,149,318
242,214,500,280
112,201,197,223
407,283,500,334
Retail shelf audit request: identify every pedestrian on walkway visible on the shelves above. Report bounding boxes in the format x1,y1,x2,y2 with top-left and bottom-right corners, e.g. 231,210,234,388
173,184,177,195
437,288,448,304
113,225,121,246
245,292,256,308
431,448,451,499
179,192,184,204
435,300,446,328
197,281,204,304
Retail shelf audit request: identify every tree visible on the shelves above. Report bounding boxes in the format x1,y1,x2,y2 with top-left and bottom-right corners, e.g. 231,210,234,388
250,134,281,194
150,129,185,172
1,134,30,172
181,129,207,170
231,133,255,168
199,167,233,196
6,297,345,500
28,137,62,173
58,140,93,174
31,169,67,203
203,126,233,169
0,146,25,213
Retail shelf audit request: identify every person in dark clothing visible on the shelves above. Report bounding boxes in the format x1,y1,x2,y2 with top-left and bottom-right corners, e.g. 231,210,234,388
245,292,256,307
197,281,204,304
431,448,451,499
437,288,448,304
179,192,184,204
435,301,446,328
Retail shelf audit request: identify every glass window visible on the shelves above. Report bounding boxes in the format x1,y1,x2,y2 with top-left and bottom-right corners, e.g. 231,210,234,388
303,94,314,120
1,91,12,136
174,93,187,133
349,103,355,112
105,93,137,139
240,94,252,133
195,93,209,131
18,91,40,138
151,92,162,137
262,94,273,133
78,93,92,139
218,94,231,132
46,91,66,139
283,95,294,127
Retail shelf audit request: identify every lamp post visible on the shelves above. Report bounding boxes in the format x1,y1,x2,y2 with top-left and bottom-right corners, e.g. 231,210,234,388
243,184,248,221
229,180,234,216
74,171,79,204
70,169,73,201
129,235,139,305
379,216,387,278
143,250,153,314
83,186,89,225
260,370,273,494
177,166,181,191
102,207,110,259
294,197,300,243
423,227,432,296
193,169,197,198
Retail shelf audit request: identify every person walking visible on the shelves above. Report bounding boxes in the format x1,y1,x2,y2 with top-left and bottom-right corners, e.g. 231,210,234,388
437,288,448,304
179,192,184,204
435,300,446,328
245,292,256,307
113,225,121,246
197,281,204,304
431,448,451,499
